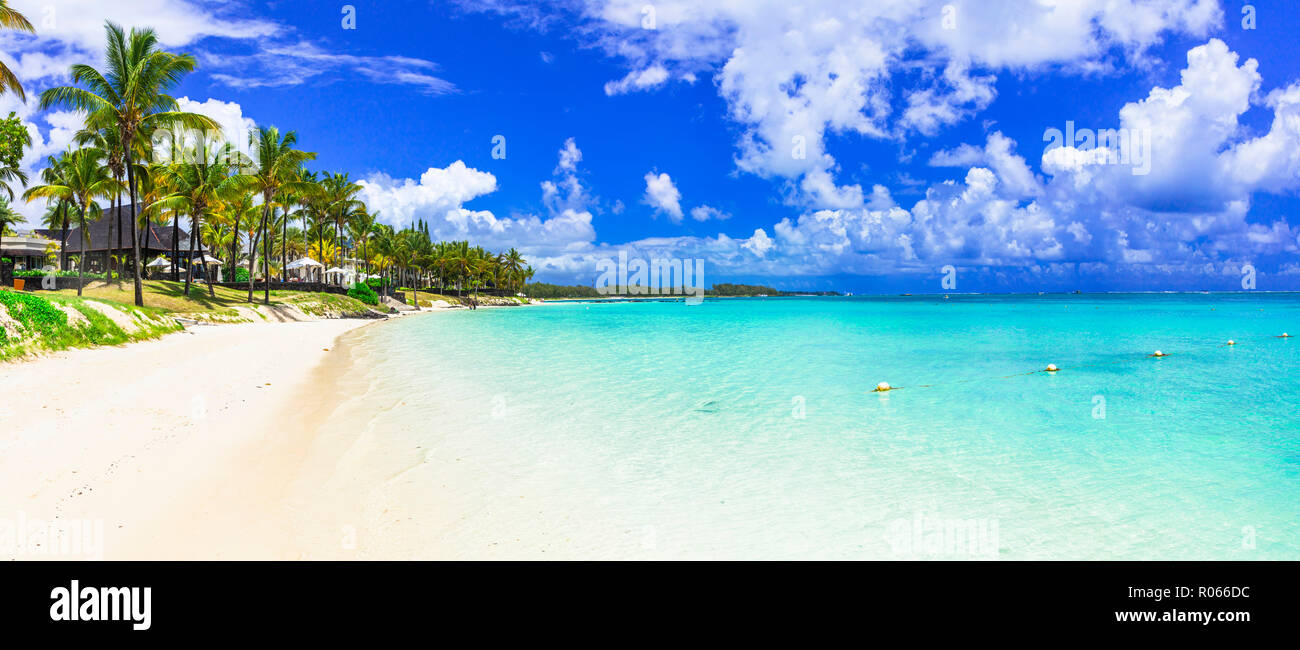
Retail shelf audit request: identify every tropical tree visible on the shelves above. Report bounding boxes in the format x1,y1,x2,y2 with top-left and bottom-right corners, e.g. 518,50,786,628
0,1,34,100
244,126,315,303
22,148,122,296
39,21,219,306
146,138,250,297
0,194,20,235
36,153,74,268
0,111,31,200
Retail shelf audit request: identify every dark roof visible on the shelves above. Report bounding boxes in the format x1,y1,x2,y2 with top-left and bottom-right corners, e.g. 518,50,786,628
34,203,203,254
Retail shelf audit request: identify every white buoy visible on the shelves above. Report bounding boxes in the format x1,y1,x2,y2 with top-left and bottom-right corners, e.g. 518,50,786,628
1283,333,1292,338
1227,340,1236,346
1045,364,1059,372
1152,350,1167,357
874,382,892,392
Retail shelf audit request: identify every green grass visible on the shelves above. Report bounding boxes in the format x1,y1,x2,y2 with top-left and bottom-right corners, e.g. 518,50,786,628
0,289,184,362
47,280,381,321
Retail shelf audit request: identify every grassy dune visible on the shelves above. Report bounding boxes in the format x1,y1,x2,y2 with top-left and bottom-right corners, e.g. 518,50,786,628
1,281,382,361
49,281,380,320
0,289,183,362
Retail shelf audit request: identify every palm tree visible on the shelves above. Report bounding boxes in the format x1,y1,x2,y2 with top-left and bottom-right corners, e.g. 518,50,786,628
39,21,219,306
500,248,525,292
244,126,315,303
23,148,122,296
73,125,138,284
147,138,250,297
0,1,34,100
0,195,21,235
36,153,73,269
348,210,376,276
212,192,257,273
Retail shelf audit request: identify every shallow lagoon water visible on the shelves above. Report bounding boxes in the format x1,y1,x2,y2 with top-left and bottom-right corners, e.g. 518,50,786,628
331,294,1300,559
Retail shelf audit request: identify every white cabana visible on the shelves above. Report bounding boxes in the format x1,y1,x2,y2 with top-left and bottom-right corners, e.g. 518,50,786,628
285,257,323,282
324,267,350,286
285,257,322,270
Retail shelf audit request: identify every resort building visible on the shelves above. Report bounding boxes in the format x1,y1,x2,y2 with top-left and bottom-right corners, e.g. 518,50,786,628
0,231,60,271
33,204,207,276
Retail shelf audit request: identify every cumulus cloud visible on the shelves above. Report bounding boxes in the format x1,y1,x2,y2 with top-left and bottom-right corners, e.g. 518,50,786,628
359,161,498,230
465,0,1222,211
529,37,1300,287
358,142,599,263
643,171,683,222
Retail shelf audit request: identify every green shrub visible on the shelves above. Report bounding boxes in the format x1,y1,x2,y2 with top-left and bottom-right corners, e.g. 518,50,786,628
0,289,67,336
229,267,250,283
347,281,379,306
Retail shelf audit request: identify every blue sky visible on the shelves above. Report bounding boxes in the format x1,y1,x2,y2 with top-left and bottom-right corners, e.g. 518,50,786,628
4,1,1300,292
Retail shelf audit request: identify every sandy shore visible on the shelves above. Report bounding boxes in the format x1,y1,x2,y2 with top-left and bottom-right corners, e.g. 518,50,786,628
0,317,386,560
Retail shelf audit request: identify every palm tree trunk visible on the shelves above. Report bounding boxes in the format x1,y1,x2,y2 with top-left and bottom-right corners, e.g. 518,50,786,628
76,207,86,297
184,212,196,298
229,214,240,272
58,203,69,271
262,205,272,305
247,212,264,303
201,213,215,299
124,150,144,307
105,194,115,285
114,185,124,286
170,211,180,282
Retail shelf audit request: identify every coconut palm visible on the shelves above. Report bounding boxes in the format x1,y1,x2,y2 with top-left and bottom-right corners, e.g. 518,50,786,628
244,126,315,303
35,153,75,269
348,210,376,275
147,138,251,297
0,195,20,235
0,2,34,100
39,21,219,306
22,148,122,296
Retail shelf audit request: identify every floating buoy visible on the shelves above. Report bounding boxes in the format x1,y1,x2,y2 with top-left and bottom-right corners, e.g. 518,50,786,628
1281,333,1292,338
874,382,893,392
1151,350,1168,357
1045,364,1059,372
1227,340,1235,346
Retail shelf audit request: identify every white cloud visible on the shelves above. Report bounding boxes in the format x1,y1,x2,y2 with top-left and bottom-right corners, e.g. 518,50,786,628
359,161,498,230
175,96,258,153
690,205,729,221
642,171,683,222
603,64,669,95
203,42,456,95
465,0,1223,211
359,162,596,257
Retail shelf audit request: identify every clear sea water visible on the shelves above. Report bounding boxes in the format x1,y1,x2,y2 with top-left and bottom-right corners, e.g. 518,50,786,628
321,294,1300,559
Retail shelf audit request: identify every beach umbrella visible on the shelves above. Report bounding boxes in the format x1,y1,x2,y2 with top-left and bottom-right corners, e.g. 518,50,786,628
192,255,223,265
146,257,170,268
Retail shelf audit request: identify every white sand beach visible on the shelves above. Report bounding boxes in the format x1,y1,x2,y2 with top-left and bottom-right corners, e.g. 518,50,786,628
0,317,385,560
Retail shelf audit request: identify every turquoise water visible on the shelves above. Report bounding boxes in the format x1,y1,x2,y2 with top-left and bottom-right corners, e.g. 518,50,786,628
334,294,1300,559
